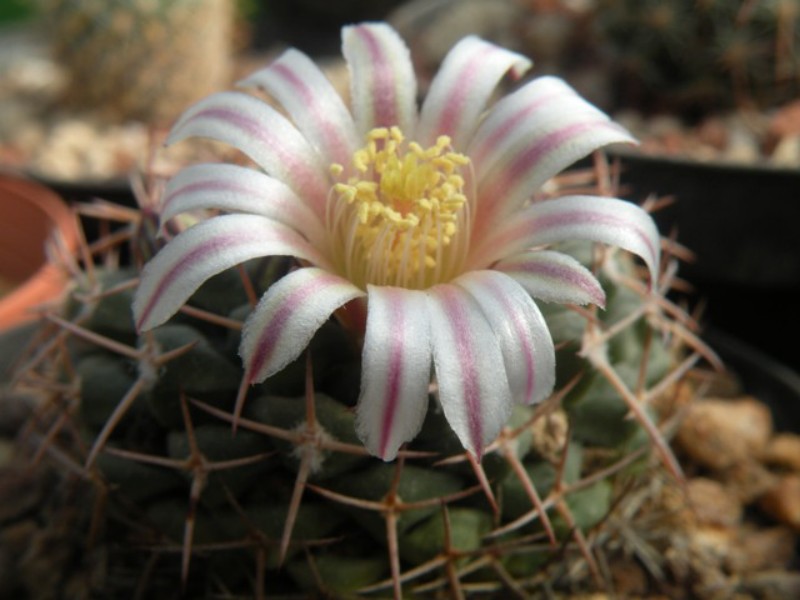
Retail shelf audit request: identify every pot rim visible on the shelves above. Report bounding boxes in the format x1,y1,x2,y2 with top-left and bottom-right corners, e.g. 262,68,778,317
0,172,80,330
607,144,800,177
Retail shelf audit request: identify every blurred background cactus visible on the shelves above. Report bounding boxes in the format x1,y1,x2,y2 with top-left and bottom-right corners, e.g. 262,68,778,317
36,0,235,124
592,0,800,116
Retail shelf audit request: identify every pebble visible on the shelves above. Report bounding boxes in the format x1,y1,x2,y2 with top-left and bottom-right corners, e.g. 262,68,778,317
686,477,742,527
762,433,800,472
726,526,797,573
724,460,779,504
770,135,800,166
760,474,800,531
676,397,773,471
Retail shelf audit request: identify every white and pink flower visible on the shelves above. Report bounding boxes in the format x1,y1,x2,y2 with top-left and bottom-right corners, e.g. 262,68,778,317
133,23,659,461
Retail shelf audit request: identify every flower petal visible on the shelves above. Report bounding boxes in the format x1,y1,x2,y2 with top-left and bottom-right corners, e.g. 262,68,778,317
160,163,326,245
342,22,417,135
470,77,635,225
355,286,431,461
240,267,364,384
494,250,606,307
426,283,512,457
417,36,531,148
455,271,555,406
239,48,360,167
133,214,329,331
472,196,660,284
167,91,330,216
468,76,581,167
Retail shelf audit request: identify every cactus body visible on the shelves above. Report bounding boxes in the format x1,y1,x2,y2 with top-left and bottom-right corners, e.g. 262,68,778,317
1,157,708,599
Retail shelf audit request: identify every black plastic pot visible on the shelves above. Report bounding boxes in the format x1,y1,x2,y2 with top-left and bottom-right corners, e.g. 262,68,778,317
611,149,800,373
611,149,800,287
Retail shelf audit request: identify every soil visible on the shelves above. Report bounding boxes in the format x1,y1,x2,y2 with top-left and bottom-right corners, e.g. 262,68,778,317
614,104,800,169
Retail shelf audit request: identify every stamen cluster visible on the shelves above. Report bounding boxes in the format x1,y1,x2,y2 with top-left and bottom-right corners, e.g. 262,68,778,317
329,127,471,289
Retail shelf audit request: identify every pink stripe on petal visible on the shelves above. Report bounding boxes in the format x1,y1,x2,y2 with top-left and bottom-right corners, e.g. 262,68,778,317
359,28,397,128
273,64,353,161
503,122,628,188
425,44,494,141
160,164,326,244
468,91,559,165
343,23,417,135
418,37,531,147
472,196,660,285
427,284,513,456
136,231,255,330
379,295,404,457
133,214,326,332
495,251,606,307
356,286,431,461
440,287,484,452
483,279,537,402
468,77,581,166
245,278,321,381
456,270,555,406
198,107,324,192
477,119,627,220
241,50,358,166
241,268,364,384
168,93,329,216
531,210,659,270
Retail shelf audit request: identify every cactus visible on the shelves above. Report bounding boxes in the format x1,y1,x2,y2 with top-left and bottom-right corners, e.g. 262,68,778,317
3,161,713,598
37,0,234,123
593,0,800,114
4,22,715,599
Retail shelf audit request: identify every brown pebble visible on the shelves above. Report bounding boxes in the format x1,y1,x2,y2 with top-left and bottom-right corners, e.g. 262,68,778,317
676,397,773,470
726,526,797,573
741,571,800,600
610,557,648,597
763,433,800,471
697,117,729,151
769,99,800,138
686,477,742,527
760,474,800,531
723,460,778,504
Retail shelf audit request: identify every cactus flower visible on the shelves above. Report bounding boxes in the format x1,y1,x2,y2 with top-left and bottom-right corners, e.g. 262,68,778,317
133,23,659,461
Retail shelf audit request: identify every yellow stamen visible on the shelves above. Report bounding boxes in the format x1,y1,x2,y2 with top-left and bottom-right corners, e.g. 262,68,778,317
329,127,471,289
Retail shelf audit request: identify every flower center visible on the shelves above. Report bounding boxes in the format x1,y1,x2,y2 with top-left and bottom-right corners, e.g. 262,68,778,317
329,127,471,289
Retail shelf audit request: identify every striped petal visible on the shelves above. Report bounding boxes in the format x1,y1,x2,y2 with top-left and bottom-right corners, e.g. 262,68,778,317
470,77,635,225
342,22,417,135
239,48,360,167
133,214,329,331
426,283,512,457
160,163,326,245
167,91,330,216
472,196,660,284
455,271,555,406
240,267,365,384
468,77,582,168
356,287,431,461
494,250,606,307
417,36,531,148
